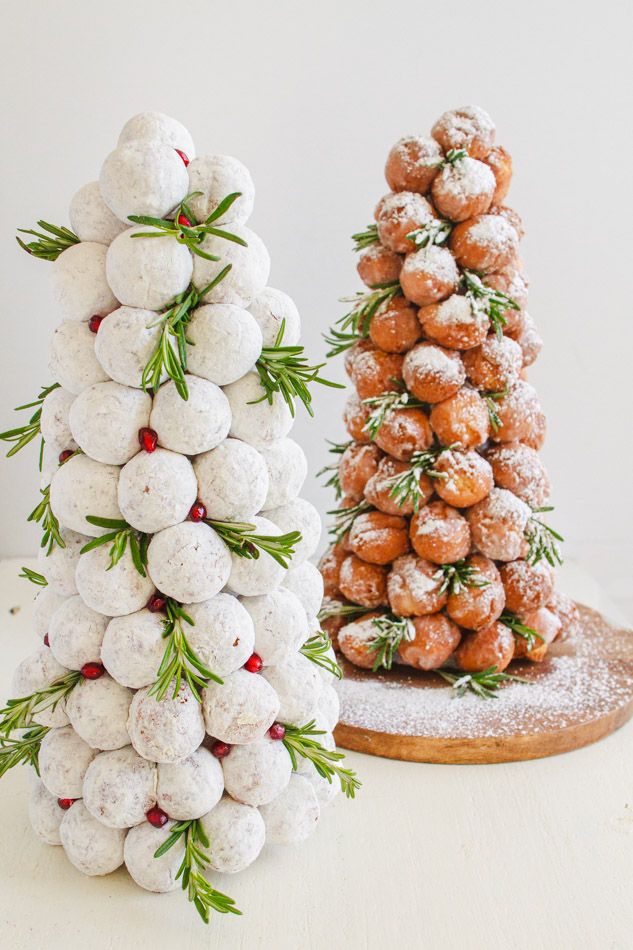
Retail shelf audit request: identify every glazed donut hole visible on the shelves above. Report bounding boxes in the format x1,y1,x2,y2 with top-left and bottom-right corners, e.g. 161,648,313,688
69,181,128,245
118,447,197,533
343,392,372,444
433,448,494,508
339,442,383,501
418,295,489,351
94,307,164,389
338,554,388,608
259,774,320,845
486,442,550,507
226,515,288,596
357,244,403,289
39,726,96,797
193,226,270,308
117,111,196,157
398,614,462,670
200,796,265,874
187,153,254,225
128,683,205,764
106,226,193,313
376,192,436,253
185,304,263,387
429,387,490,448
446,554,505,630
344,338,375,379
263,652,322,725
259,497,322,568
490,381,541,444
484,146,513,204
514,607,561,661
431,105,496,160
83,746,156,828
400,245,460,307
248,287,301,348
124,820,183,893
282,560,324,619
241,588,308,667
156,747,224,821
52,242,119,323
37,527,88,597
150,376,231,456
29,778,64,846
33,587,68,641
373,406,434,461
449,214,519,274
387,554,447,617
431,156,495,222
485,264,529,312
221,737,291,807
547,591,581,641
462,335,523,391
500,559,555,615
516,312,543,367
202,668,279,745
319,543,347,598
11,647,70,729
99,140,188,222
76,543,156,617
146,521,231,604
384,135,443,194
488,206,525,241
183,594,255,676
455,620,514,673
259,438,308,510
50,454,122,537
48,595,109,670
224,372,293,447
101,609,166,688
49,320,110,395
66,674,133,750
348,511,410,565
321,612,347,652
60,801,126,877
521,410,547,451
369,296,421,353
40,387,77,451
350,348,404,400
193,438,269,522
409,500,471,564
467,487,531,562
365,456,434,516
69,381,151,465
402,342,465,404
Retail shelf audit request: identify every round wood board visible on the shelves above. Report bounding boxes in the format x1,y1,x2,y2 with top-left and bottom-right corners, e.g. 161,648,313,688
333,603,633,764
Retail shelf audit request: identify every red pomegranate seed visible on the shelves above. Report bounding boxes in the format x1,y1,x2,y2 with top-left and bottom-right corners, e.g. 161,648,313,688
189,501,207,523
211,740,231,759
177,212,192,228
268,723,286,741
244,653,263,673
146,806,169,828
57,798,76,810
43,633,50,647
58,449,74,464
81,662,105,680
174,148,190,166
147,594,167,613
138,427,158,452
88,314,105,333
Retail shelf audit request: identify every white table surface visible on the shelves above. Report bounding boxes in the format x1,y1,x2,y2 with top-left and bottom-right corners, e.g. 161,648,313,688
0,557,631,950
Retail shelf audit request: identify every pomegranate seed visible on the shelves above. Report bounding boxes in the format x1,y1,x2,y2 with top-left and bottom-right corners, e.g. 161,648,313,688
57,798,76,810
244,653,263,673
43,633,50,647
177,212,192,228
146,806,169,828
88,314,105,333
269,723,286,741
58,449,74,464
147,594,167,613
174,148,190,166
139,427,158,452
211,740,231,759
189,501,207,523
81,661,105,680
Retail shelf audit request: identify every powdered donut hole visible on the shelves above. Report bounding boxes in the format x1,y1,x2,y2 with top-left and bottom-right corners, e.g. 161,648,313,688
150,377,231,455
429,387,490,448
343,391,372,444
485,146,513,204
37,527,88,596
373,406,434,461
376,192,436,253
124,821,183,893
263,653,322,725
187,153,254,224
99,141,188,222
467,487,531,561
76,544,156,616
431,105,495,160
462,335,523,391
433,448,494,507
500,559,555,614
450,215,519,274
446,554,505,629
547,591,581,641
403,342,465,403
186,304,262,386
69,182,128,245
409,500,471,563
338,555,388,608
418,295,489,351
118,448,197,533
49,595,109,670
265,498,321,567
100,609,166,689
226,516,289,596
455,621,514,673
39,726,96,797
339,443,382,500
94,306,166,388
128,684,205,764
282,561,324,619
385,135,443,194
221,738,292,806
50,454,122,537
357,244,403,289
316,685,340,732
193,226,270,308
387,554,447,616
106,227,193,311
431,157,495,222
259,438,308,510
369,296,421,353
194,438,269,521
517,312,543,367
66,674,132,750
60,801,125,876
338,613,382,669
490,381,541,444
69,381,151,465
241,588,308,667
351,349,404,400
260,774,320,845
202,669,279,744
364,456,433,516
52,242,119,323
400,245,460,307
182,594,255,677
224,372,293,447
29,778,64,846
118,111,195,158
83,746,156,828
49,321,110,395
486,442,550,507
147,522,231,603
248,287,301,347
398,614,462,670
33,588,68,641
156,747,224,820
41,443,62,488
11,647,70,728
40,387,77,452
201,797,265,873
348,511,410,564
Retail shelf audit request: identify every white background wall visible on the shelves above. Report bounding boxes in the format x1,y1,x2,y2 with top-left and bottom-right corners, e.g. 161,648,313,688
1,0,631,610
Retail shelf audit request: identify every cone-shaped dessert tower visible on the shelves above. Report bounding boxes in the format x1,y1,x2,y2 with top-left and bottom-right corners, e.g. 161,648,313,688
320,106,580,697
0,111,357,923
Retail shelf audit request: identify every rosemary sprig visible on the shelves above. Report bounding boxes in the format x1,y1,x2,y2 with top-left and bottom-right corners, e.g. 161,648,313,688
462,269,519,339
300,630,342,680
80,516,149,577
327,499,373,543
362,390,427,441
437,666,529,699
525,507,564,567
253,320,344,418
444,148,468,164
0,382,60,466
483,387,508,433
206,519,301,569
19,567,48,587
282,720,361,798
316,440,351,500
368,614,415,671
351,223,379,252
323,325,367,358
406,218,453,249
28,485,64,556
149,598,222,703
16,221,80,260
0,726,49,779
317,599,368,622
153,819,241,924
0,670,81,736
324,282,401,357
433,560,490,596
500,611,543,651
129,191,247,260
385,444,450,512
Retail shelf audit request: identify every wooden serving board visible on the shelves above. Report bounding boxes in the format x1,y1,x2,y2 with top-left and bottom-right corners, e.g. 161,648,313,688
334,604,633,764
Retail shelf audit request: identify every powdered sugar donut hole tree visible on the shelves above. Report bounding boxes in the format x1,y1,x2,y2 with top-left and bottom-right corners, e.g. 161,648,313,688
0,111,357,925
321,105,578,698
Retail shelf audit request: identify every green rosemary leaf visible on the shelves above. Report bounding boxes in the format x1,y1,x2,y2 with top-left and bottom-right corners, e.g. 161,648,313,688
19,567,48,587
149,599,222,703
384,444,451,512
16,221,80,261
282,719,361,798
483,387,508,433
300,630,342,680
327,499,373,543
405,218,453,249
81,517,149,576
0,671,81,737
0,382,60,459
84,515,129,530
362,390,428,441
351,223,379,252
368,614,415,671
317,599,368,622
28,485,65,556
0,725,49,778
433,560,490,596
316,440,350,500
525,506,564,567
437,665,529,699
462,269,519,340
500,611,543,651
204,191,242,225
206,518,301,569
